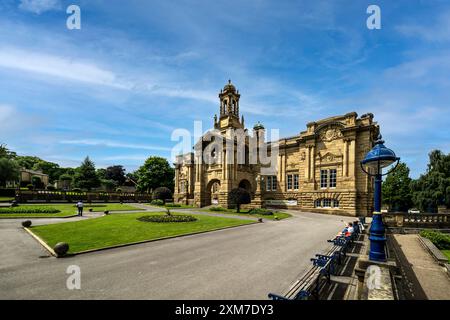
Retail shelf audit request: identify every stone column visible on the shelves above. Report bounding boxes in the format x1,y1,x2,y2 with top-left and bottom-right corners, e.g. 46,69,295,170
310,145,316,183
349,139,356,179
343,139,348,177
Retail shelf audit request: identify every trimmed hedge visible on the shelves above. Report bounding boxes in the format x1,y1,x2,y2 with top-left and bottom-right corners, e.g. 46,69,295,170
420,230,450,250
137,215,197,223
0,207,61,214
209,206,227,212
165,203,181,207
248,208,274,215
150,199,164,206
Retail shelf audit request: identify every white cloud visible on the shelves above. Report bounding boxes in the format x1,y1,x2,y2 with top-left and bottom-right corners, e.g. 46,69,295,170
0,47,130,89
59,139,172,151
19,0,62,14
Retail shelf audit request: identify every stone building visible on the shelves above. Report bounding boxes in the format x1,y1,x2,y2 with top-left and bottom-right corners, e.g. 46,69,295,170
174,81,379,216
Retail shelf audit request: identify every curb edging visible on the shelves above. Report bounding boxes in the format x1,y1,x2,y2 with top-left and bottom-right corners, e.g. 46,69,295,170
23,227,57,257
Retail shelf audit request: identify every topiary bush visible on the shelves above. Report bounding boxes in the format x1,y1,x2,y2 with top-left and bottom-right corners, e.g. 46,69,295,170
137,214,197,223
209,206,227,212
420,230,450,250
152,187,173,203
54,242,69,257
22,220,32,228
229,188,251,213
0,207,61,214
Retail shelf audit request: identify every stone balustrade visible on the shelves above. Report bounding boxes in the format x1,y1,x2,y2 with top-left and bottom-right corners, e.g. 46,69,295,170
383,212,450,229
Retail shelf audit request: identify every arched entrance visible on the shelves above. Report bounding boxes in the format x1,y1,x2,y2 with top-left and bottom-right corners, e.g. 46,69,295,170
205,179,221,206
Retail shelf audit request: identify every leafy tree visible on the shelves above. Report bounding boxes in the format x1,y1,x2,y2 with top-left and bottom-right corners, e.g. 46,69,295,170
101,179,118,191
124,172,138,186
411,150,450,212
0,144,17,159
105,165,126,185
229,188,251,213
32,160,60,183
96,168,107,180
73,157,101,191
382,162,413,212
15,156,42,170
0,158,20,187
152,187,173,203
136,157,174,192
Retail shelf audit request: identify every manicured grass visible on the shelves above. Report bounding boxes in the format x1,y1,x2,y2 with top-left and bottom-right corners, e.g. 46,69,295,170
204,208,292,220
0,197,14,202
442,250,450,263
0,203,138,218
30,212,255,254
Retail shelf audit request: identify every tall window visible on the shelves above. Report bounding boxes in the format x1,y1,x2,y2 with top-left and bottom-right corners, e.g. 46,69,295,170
329,169,337,188
287,175,293,190
293,174,299,190
320,170,328,188
266,176,277,191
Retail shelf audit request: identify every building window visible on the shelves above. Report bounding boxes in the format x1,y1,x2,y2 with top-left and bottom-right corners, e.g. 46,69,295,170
314,198,339,208
287,175,293,190
266,176,277,191
293,174,299,190
320,170,328,188
329,169,337,188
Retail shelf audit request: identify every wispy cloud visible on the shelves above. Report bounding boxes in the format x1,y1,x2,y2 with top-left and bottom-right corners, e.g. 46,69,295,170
0,47,130,89
18,0,62,15
396,10,450,43
59,139,172,152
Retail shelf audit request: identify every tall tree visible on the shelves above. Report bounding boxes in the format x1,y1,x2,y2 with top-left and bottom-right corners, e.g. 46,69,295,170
32,160,61,183
0,158,20,187
411,150,450,212
382,162,412,211
73,157,101,191
135,157,174,192
105,165,126,185
0,144,17,159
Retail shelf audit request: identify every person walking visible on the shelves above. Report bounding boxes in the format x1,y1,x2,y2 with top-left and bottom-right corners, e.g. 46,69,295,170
76,200,84,216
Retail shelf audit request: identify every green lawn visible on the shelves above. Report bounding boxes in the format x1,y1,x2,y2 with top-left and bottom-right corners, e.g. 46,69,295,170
442,250,450,263
30,212,255,254
146,203,194,209
0,203,139,218
203,208,292,220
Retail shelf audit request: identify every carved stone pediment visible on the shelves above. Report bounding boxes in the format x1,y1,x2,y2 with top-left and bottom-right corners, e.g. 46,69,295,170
318,151,342,163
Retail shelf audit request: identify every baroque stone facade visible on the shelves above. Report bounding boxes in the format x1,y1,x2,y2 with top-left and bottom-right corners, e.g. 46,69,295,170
174,81,378,216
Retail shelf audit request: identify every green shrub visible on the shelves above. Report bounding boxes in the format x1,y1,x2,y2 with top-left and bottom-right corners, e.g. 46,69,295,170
137,214,197,223
420,230,450,250
165,203,181,207
209,206,227,212
26,184,34,190
72,188,82,192
150,199,164,206
248,208,274,215
0,207,61,214
46,185,56,191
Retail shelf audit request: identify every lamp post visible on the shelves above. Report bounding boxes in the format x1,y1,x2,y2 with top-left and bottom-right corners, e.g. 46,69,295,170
361,134,400,262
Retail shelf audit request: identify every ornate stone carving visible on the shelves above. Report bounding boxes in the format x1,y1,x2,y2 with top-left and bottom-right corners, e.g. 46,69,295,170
320,126,343,142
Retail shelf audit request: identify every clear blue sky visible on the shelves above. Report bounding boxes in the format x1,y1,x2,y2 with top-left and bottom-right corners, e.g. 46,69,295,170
0,0,449,178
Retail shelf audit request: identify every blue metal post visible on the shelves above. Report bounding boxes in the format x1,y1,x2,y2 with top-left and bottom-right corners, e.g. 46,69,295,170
369,173,386,261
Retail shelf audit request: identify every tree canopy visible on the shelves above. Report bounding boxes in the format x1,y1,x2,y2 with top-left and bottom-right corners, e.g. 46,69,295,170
73,157,101,191
382,162,413,212
411,150,450,212
0,158,20,187
135,156,174,192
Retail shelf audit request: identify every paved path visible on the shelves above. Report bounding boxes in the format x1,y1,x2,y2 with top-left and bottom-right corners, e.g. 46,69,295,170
394,234,450,300
0,209,349,299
